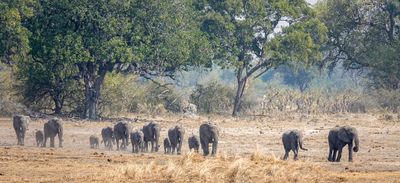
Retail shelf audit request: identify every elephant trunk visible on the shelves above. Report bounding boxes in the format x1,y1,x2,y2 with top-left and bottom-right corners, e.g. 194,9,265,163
299,137,308,151
353,133,359,152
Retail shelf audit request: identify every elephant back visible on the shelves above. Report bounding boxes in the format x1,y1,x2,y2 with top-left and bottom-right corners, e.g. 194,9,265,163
114,122,129,139
199,122,219,142
45,118,63,133
143,122,160,141
13,115,29,129
102,127,114,139
130,130,143,142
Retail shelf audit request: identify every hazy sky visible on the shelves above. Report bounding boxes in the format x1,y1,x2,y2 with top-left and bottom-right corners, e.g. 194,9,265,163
308,0,319,5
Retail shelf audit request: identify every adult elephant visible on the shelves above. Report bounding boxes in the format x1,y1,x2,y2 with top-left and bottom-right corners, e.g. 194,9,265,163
13,115,30,146
114,122,130,150
168,125,185,154
43,118,63,148
101,127,115,150
282,130,308,160
199,122,219,156
328,125,359,162
142,122,160,152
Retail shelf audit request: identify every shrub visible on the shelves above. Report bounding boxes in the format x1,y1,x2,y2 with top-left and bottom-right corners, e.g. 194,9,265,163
190,81,235,114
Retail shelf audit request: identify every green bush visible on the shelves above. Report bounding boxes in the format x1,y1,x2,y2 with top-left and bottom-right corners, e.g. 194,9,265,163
190,81,235,114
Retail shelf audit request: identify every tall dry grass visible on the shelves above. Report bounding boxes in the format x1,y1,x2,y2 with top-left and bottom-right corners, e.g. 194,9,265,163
114,150,344,183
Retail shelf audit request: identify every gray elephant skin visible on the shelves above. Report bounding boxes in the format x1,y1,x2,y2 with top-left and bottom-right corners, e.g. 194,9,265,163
199,122,219,156
101,127,115,150
130,130,144,153
35,130,44,147
188,135,200,153
43,118,63,148
143,122,160,152
163,137,171,154
282,130,308,160
328,125,359,162
114,122,130,150
168,125,185,154
13,115,30,146
89,135,99,149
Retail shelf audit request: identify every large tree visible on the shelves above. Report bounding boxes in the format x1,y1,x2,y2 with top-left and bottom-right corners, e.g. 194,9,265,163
318,0,400,89
20,0,211,119
196,0,328,116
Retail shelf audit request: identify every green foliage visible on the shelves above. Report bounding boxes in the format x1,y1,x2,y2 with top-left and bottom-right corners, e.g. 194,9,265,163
190,81,235,114
318,0,400,89
0,0,37,64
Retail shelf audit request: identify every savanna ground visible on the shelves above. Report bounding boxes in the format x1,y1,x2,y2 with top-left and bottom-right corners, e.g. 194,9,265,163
0,113,400,182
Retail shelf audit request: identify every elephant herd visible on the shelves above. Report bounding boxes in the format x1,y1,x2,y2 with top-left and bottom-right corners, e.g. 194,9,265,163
96,121,219,156
11,115,360,162
13,115,63,148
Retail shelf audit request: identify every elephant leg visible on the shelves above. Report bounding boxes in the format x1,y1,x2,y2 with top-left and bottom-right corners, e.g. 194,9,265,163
336,148,343,162
58,135,63,148
211,141,217,155
123,139,126,150
151,141,154,152
348,144,353,162
200,140,209,156
293,149,299,161
177,143,182,155
21,132,25,146
43,137,47,147
328,147,333,162
332,150,337,162
116,140,120,150
50,137,55,147
283,149,289,160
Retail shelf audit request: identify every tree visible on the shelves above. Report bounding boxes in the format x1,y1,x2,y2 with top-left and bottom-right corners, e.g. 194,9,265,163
281,64,315,92
20,0,211,119
318,0,400,90
196,0,328,116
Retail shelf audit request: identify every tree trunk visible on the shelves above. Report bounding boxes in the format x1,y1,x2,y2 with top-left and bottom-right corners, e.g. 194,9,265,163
82,62,108,120
232,77,247,117
54,98,62,115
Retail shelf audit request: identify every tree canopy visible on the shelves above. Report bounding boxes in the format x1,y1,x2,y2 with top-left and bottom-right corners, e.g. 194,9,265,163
196,0,328,116
318,0,400,89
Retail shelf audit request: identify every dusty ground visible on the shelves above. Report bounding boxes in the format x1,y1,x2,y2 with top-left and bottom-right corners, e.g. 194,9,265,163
0,113,399,182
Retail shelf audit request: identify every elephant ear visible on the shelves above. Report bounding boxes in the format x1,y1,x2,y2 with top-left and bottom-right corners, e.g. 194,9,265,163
338,128,351,143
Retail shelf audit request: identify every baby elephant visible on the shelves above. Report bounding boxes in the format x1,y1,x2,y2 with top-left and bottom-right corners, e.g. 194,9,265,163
35,130,44,147
130,130,144,153
89,135,99,149
188,135,200,153
282,130,308,160
164,138,171,154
